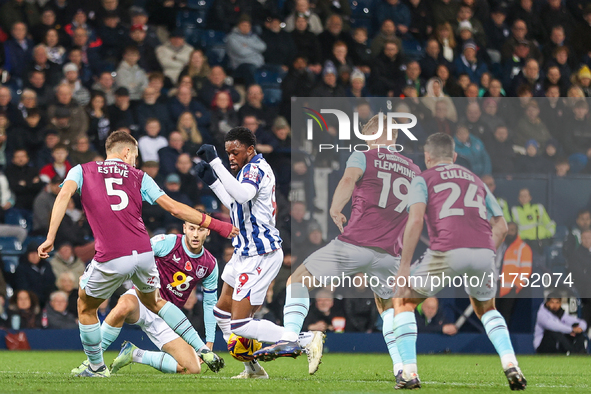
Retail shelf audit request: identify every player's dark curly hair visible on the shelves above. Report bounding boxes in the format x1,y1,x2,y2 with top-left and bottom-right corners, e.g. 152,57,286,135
225,126,257,148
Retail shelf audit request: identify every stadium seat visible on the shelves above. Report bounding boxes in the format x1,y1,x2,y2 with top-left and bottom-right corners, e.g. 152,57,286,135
200,195,220,212
350,0,374,36
545,244,566,274
187,0,212,10
554,225,569,244
568,153,588,174
4,208,32,232
3,255,19,274
262,87,282,107
0,237,23,255
198,30,228,66
176,9,208,30
255,65,287,87
22,236,46,250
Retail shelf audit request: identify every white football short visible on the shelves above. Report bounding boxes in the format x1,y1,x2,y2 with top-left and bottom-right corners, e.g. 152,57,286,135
303,238,400,300
409,248,497,301
221,249,283,305
79,250,160,300
123,289,179,350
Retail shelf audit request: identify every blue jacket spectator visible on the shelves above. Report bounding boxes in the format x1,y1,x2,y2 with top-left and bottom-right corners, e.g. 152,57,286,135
168,86,211,131
14,243,56,307
454,125,492,176
454,40,488,84
375,0,411,34
4,23,34,82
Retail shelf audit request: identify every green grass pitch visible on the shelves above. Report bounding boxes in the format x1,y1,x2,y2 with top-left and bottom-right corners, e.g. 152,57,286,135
0,351,589,393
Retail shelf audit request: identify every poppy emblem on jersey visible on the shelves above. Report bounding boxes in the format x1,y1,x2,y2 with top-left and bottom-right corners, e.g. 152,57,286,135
185,261,192,271
196,265,207,278
236,273,249,294
172,254,181,263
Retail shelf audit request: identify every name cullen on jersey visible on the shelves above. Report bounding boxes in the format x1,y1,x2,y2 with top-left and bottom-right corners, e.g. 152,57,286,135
439,169,475,182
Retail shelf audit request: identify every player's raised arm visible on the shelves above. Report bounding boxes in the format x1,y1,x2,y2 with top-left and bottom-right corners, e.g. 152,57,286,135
329,166,363,233
195,161,234,209
38,179,78,258
155,194,238,239
198,145,257,205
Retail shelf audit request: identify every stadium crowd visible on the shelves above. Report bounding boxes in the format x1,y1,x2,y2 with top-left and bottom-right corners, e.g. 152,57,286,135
0,0,590,351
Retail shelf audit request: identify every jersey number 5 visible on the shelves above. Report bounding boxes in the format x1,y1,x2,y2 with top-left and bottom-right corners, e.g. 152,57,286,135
433,182,486,220
105,178,129,211
377,171,410,212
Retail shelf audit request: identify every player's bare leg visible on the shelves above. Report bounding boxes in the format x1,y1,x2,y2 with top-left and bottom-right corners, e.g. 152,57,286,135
470,297,526,391
392,294,425,389
77,288,110,377
375,295,404,382
254,265,325,374
135,288,224,372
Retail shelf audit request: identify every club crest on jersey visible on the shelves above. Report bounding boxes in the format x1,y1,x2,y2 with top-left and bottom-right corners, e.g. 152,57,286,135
185,261,193,271
196,265,207,278
172,254,181,264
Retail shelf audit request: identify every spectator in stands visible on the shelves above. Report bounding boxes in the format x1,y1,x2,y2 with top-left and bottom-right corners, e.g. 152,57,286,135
177,110,209,152
0,0,40,32
564,100,591,154
0,169,26,242
128,6,160,48
261,12,295,70
71,27,103,76
68,135,95,166
97,11,126,68
45,107,79,149
510,58,544,97
454,40,488,84
49,241,86,285
280,55,315,117
318,14,352,61
453,124,491,176
8,290,41,329
156,29,193,85
115,46,149,102
26,70,53,110
285,0,323,35
175,153,200,205
46,290,77,329
6,148,44,214
138,118,168,163
91,72,116,106
370,19,401,59
481,175,511,221
290,16,323,74
460,102,491,144
162,173,192,228
14,242,56,307
569,229,591,327
0,87,19,127
179,50,210,93
402,61,426,97
300,222,328,261
514,101,552,148
515,140,555,174
511,188,556,252
304,289,344,332
534,293,587,354
346,68,369,98
238,84,274,128
210,90,240,145
29,44,61,88
343,274,379,333
56,272,78,316
61,62,91,107
198,65,241,107
47,84,89,137
485,125,515,174
415,297,457,335
420,39,447,81
311,61,346,97
108,87,137,134
349,27,372,73
4,22,34,85
85,92,110,156
564,210,591,262
484,6,510,61
158,131,185,177
226,14,266,87
32,175,61,235
370,40,404,96
127,23,160,74
43,28,66,68
495,222,533,324
169,86,211,133
39,144,72,184
501,19,542,64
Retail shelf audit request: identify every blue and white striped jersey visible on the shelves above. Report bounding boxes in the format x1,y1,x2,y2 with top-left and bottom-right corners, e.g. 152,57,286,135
231,154,282,256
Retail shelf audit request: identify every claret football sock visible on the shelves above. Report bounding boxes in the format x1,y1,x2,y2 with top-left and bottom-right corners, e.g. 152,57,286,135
158,301,207,352
100,322,122,352
393,311,418,376
381,309,403,373
133,349,178,374
79,322,104,369
481,310,518,370
282,283,310,341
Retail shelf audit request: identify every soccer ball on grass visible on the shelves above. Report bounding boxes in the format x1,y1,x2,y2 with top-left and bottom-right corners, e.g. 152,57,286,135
227,333,262,362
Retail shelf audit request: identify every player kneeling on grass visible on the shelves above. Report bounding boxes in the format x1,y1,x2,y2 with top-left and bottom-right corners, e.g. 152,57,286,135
195,128,323,378
72,220,220,375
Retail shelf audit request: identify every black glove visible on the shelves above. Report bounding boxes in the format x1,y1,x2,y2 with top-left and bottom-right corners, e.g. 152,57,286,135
195,161,218,186
197,144,219,163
